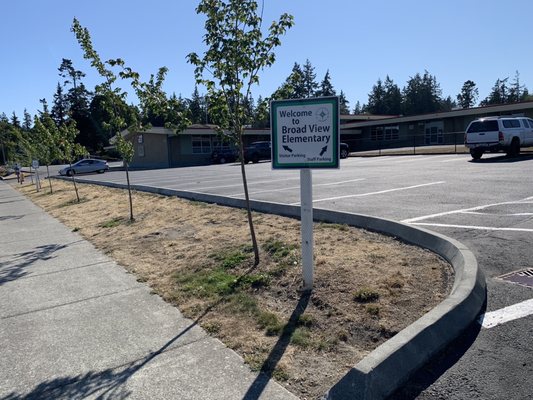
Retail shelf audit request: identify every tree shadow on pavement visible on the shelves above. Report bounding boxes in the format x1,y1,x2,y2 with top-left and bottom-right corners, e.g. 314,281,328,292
0,243,67,285
242,291,311,400
387,301,487,400
2,302,213,400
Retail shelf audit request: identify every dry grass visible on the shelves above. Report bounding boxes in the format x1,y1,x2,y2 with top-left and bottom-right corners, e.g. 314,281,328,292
17,179,453,400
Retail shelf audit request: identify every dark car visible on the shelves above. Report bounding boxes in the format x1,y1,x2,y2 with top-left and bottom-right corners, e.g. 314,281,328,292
59,158,109,176
211,148,239,164
340,142,350,159
244,141,271,163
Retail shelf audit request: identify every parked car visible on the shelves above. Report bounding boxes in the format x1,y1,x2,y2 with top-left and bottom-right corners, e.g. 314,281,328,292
59,158,109,176
340,142,350,159
211,148,239,164
465,116,533,160
244,141,271,163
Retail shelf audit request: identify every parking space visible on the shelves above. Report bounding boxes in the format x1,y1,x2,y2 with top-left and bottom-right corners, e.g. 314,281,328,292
60,153,533,399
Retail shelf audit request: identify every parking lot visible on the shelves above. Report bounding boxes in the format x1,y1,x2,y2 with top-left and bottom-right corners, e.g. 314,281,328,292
61,153,532,399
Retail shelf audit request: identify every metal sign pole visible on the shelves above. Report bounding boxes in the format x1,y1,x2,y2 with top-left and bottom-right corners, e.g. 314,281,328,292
300,169,313,291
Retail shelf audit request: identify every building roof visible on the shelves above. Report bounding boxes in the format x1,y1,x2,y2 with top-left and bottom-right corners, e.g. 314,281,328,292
340,101,533,129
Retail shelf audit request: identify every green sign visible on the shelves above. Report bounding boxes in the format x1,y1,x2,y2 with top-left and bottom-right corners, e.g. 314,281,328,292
271,96,339,169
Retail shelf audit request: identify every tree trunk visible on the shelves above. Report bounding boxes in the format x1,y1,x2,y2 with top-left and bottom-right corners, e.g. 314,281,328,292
125,162,134,221
70,162,80,202
46,165,53,194
238,133,259,266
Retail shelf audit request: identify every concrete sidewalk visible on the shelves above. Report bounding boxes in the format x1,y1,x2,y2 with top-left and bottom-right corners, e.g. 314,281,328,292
0,182,297,400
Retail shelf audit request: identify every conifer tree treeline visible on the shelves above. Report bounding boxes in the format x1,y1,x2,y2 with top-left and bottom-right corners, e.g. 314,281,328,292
3,55,532,158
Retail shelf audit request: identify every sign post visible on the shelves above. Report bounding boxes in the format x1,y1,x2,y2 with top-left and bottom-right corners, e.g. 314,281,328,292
271,97,340,291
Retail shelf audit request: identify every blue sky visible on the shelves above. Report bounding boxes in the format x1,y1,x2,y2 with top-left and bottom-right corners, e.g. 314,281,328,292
2,0,532,119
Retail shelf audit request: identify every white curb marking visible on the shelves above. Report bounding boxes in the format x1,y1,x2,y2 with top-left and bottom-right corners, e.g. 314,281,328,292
410,223,533,232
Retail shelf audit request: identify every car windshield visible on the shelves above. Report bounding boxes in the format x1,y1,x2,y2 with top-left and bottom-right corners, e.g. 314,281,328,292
467,120,499,133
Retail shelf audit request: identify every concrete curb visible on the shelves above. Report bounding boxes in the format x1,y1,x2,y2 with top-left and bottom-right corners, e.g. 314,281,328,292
54,177,486,400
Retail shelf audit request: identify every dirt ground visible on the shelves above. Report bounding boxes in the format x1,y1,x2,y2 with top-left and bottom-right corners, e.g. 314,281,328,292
16,178,453,400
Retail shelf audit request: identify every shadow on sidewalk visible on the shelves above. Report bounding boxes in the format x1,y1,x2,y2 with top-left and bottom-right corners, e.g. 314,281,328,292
0,243,67,285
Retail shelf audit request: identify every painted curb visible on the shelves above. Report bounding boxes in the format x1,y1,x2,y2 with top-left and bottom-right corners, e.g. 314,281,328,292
54,177,486,399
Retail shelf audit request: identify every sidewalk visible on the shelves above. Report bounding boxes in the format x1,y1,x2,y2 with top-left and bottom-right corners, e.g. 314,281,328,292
0,182,297,400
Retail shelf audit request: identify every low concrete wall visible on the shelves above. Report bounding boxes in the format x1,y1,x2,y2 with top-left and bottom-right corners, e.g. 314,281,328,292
56,177,486,399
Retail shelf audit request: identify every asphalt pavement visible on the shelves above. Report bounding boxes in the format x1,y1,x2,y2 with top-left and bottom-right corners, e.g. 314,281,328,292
0,181,297,400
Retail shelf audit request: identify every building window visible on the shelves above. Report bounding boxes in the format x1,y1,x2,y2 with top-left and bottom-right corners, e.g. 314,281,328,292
371,126,399,141
192,135,212,154
138,144,145,157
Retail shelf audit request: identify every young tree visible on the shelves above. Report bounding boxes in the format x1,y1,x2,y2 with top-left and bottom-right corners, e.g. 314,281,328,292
72,18,137,220
188,0,293,266
58,119,86,202
32,113,62,193
457,80,478,108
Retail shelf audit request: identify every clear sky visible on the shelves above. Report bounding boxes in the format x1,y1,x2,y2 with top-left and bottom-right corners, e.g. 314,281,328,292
2,0,533,119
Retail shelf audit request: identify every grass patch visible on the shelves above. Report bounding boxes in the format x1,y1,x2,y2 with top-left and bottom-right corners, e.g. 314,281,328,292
100,216,126,228
353,288,380,303
318,223,349,231
366,304,380,316
257,311,284,336
57,197,88,208
263,238,296,261
291,327,312,348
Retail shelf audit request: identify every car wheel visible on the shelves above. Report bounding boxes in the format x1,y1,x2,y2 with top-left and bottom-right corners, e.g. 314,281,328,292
97,169,105,173
252,155,259,163
66,169,74,176
507,138,520,157
340,148,349,159
219,157,226,164
470,149,483,160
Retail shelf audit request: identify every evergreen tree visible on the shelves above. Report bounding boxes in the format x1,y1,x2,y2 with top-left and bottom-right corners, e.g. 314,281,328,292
253,95,270,128
188,86,204,124
39,98,49,115
22,109,33,131
10,112,20,128
480,78,509,106
339,90,350,114
457,80,478,108
302,59,318,98
402,71,442,115
352,101,362,115
383,76,402,114
366,78,386,114
51,83,68,127
439,96,457,112
509,71,528,103
316,70,336,97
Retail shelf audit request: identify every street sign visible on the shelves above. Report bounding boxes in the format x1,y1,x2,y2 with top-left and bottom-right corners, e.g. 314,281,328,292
270,96,340,292
271,96,339,169
32,160,39,169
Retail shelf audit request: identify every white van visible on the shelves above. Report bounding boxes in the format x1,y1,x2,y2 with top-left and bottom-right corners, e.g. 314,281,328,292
464,116,533,159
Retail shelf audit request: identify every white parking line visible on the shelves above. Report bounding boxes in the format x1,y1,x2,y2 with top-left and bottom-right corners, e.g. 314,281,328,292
478,298,533,329
191,177,300,191
228,178,366,198
290,181,445,206
410,223,533,232
402,198,533,223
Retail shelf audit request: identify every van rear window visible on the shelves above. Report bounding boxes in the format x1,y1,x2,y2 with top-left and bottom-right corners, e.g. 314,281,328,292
467,120,499,133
